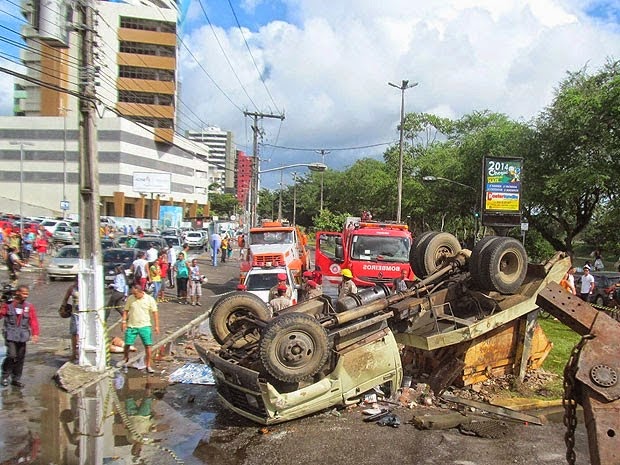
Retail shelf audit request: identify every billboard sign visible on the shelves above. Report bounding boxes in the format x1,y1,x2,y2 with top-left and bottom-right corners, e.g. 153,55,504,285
159,206,183,229
133,172,171,194
481,157,522,228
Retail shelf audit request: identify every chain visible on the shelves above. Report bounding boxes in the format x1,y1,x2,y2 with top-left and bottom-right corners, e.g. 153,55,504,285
562,334,593,465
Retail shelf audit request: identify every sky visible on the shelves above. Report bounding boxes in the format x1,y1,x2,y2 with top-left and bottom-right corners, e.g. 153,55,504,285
1,0,620,189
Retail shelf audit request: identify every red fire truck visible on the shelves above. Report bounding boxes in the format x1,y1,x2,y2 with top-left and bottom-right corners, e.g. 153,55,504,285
315,217,414,288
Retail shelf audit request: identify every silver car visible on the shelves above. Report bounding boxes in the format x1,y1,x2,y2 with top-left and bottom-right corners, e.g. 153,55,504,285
52,224,79,244
47,245,80,280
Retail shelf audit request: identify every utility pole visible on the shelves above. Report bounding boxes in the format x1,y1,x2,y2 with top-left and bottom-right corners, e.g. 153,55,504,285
243,111,285,227
77,0,105,371
388,80,418,223
315,149,330,211
292,172,297,226
9,142,34,237
59,106,71,220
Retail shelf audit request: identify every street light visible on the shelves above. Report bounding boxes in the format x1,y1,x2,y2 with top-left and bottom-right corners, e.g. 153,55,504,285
10,141,34,238
252,162,327,226
315,149,330,210
422,175,479,243
291,172,298,225
388,79,418,223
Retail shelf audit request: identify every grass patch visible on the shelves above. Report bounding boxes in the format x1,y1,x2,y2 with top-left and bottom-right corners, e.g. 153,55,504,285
537,316,582,398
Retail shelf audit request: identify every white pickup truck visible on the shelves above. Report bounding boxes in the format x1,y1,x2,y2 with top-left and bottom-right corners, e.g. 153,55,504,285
241,266,298,305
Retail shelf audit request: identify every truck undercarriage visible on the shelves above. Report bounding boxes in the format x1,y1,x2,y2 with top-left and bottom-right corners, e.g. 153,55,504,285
202,232,571,425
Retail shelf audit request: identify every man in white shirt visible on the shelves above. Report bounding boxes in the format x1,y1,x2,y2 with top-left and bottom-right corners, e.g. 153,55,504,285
130,251,149,288
166,247,177,288
579,266,596,302
145,243,158,263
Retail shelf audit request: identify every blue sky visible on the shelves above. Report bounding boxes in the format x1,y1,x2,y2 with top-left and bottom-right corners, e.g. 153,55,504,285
1,0,620,190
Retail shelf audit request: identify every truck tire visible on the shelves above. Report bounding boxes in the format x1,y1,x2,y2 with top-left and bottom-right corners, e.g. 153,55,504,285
469,236,501,289
477,237,527,294
409,231,436,278
421,232,462,277
209,292,272,348
259,313,330,383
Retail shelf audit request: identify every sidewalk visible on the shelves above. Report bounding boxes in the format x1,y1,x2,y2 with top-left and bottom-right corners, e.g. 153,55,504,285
1,250,241,391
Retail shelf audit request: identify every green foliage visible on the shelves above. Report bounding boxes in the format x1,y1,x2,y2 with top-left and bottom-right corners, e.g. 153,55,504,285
312,209,351,232
209,193,240,218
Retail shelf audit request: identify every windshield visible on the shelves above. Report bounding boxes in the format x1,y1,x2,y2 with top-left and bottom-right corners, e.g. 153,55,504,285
57,247,79,258
103,250,136,263
164,237,181,247
250,231,293,245
245,273,280,291
350,236,410,263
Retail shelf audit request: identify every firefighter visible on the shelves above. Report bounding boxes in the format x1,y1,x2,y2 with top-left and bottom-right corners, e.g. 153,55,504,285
338,268,357,299
305,280,322,300
269,284,292,311
268,273,292,301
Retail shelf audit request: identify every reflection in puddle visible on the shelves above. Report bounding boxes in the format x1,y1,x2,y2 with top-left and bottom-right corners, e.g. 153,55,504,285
29,372,216,465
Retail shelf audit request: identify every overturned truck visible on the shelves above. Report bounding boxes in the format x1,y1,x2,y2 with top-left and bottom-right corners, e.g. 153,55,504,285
201,232,570,424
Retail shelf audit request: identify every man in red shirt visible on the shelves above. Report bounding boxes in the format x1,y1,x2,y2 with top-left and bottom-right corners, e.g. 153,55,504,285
0,285,40,387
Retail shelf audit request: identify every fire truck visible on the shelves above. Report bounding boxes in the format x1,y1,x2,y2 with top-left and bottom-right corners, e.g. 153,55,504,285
315,217,414,288
240,221,311,283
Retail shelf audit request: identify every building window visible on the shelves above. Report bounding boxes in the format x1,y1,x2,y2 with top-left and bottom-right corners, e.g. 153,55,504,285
119,41,175,57
118,66,174,81
120,17,176,33
119,90,174,106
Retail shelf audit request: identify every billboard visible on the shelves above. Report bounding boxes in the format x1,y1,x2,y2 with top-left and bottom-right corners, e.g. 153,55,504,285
133,172,171,194
159,206,183,229
481,157,522,228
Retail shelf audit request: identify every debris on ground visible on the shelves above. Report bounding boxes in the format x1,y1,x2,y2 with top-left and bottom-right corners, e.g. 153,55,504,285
168,363,215,385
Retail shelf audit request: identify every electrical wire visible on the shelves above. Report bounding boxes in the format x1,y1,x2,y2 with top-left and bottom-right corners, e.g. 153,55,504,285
196,0,259,112
227,0,281,114
262,141,397,152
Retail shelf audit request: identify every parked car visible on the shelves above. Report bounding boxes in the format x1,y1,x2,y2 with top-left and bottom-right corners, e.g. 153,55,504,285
162,235,183,255
134,237,168,254
52,224,79,244
103,248,140,283
40,219,71,235
161,228,182,237
575,271,620,306
184,231,206,249
101,238,115,250
47,245,80,280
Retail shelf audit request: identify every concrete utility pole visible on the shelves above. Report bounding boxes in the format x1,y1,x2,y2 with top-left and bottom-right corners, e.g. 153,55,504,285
9,142,34,237
388,80,418,223
243,111,285,227
315,149,330,211
59,106,71,220
78,0,106,371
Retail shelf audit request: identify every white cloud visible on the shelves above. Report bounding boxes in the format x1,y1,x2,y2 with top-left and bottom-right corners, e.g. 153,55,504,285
177,1,620,187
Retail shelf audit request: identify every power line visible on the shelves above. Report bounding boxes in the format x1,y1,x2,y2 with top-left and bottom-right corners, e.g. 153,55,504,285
262,141,397,152
227,0,281,113
196,0,259,112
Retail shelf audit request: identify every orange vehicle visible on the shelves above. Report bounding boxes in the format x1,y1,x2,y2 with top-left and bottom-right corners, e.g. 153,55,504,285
315,217,414,288
240,222,310,283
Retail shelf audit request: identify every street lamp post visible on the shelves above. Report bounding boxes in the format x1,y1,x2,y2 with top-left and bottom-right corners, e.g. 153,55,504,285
10,141,34,238
388,80,418,223
291,172,298,225
277,169,284,222
254,162,327,226
422,175,479,243
315,149,330,211
60,106,71,219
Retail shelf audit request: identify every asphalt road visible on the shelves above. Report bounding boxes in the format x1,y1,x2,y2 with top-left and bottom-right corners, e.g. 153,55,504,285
0,252,592,465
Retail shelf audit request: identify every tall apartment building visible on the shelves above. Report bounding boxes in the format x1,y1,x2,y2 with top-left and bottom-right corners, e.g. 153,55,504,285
235,150,252,208
2,0,214,220
186,126,236,194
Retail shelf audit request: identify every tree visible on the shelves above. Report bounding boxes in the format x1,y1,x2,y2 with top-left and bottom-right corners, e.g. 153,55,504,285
209,193,239,218
526,60,620,254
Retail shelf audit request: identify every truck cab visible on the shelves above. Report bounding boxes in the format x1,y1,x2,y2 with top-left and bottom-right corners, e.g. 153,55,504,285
315,218,413,287
241,265,298,305
240,222,310,283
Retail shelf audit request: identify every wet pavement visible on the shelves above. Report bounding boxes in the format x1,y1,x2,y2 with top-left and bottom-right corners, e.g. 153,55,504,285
0,252,591,465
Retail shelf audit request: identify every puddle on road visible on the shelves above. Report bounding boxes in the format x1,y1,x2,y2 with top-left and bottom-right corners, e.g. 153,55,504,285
0,366,228,465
